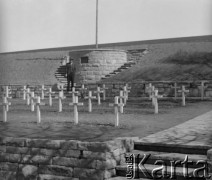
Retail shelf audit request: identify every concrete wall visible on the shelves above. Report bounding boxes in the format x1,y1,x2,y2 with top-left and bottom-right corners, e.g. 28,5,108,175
0,137,137,180
68,49,127,83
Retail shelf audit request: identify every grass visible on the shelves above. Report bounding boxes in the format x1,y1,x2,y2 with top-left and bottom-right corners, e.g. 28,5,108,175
0,97,212,142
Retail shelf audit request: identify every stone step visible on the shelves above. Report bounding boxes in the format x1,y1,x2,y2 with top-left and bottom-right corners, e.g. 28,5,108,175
134,142,210,155
116,164,206,180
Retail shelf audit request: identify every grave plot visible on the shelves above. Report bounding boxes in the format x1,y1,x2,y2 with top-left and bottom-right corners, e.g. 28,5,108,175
0,83,212,141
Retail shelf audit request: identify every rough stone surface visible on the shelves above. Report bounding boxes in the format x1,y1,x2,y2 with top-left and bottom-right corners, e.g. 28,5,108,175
0,137,138,179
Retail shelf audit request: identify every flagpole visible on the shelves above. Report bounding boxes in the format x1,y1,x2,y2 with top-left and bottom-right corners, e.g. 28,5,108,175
96,0,98,49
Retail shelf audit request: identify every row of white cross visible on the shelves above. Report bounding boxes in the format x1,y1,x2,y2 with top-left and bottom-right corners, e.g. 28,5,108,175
0,83,190,127
0,84,130,127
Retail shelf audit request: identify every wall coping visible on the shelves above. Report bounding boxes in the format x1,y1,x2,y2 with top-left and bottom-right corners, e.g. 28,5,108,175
68,48,127,53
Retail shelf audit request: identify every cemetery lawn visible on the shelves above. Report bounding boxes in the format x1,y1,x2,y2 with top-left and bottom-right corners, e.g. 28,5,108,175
0,98,212,142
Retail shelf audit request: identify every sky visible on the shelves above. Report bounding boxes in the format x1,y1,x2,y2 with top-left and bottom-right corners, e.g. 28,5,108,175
0,0,212,53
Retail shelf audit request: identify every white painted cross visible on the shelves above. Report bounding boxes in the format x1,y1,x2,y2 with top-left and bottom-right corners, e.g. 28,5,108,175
46,87,55,107
55,91,66,112
39,85,46,100
35,96,45,123
151,89,163,114
84,91,96,112
123,86,130,104
109,96,124,127
69,96,84,125
146,83,155,100
0,96,11,122
4,86,12,111
94,86,103,105
171,82,180,100
178,85,189,106
118,90,125,113
26,88,31,105
30,91,36,112
101,84,108,101
21,85,27,100
200,81,208,100
69,87,79,103
5,86,12,99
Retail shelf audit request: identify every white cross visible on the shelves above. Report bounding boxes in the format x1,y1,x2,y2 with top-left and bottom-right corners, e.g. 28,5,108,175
94,86,103,105
39,85,46,100
26,88,31,105
46,87,55,106
35,96,45,123
178,86,189,106
0,96,11,122
146,83,155,100
118,90,125,113
151,89,163,114
170,82,180,100
109,96,124,127
78,84,87,98
5,86,12,99
30,91,36,112
84,91,96,112
101,84,108,101
69,87,79,103
200,81,208,100
21,85,27,100
69,96,84,124
55,91,66,112
123,86,130,104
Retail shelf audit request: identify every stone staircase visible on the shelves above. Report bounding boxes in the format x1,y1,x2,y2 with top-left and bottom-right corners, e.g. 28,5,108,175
111,142,210,180
101,61,136,81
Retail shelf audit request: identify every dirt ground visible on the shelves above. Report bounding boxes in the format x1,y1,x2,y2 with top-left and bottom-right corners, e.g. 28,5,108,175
0,97,212,142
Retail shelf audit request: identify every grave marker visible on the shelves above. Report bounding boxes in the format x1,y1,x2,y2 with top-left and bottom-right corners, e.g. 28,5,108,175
200,81,208,100
0,96,11,122
101,84,108,100
171,82,180,100
46,87,55,106
55,91,66,112
123,86,130,104
39,85,46,100
69,87,79,103
119,90,125,113
35,96,45,123
109,96,124,127
94,86,103,105
30,92,36,112
26,88,31,105
151,89,163,114
69,96,84,124
178,85,189,106
84,91,96,112
21,85,27,100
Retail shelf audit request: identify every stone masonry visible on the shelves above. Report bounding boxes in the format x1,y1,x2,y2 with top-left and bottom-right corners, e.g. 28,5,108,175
0,136,138,180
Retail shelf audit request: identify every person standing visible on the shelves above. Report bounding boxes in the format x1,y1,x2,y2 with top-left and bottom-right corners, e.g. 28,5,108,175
66,57,76,92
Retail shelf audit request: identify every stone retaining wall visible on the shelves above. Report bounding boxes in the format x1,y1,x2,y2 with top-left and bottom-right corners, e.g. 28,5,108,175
0,137,138,180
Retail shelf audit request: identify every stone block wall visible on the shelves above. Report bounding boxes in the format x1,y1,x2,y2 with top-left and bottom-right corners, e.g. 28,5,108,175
87,81,212,98
69,49,127,84
0,136,138,180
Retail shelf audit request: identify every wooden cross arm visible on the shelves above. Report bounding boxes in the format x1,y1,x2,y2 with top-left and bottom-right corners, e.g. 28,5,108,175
119,95,126,99
68,91,80,95
69,102,84,106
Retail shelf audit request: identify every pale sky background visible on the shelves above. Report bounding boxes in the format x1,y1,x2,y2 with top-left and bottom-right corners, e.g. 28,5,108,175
0,0,211,53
